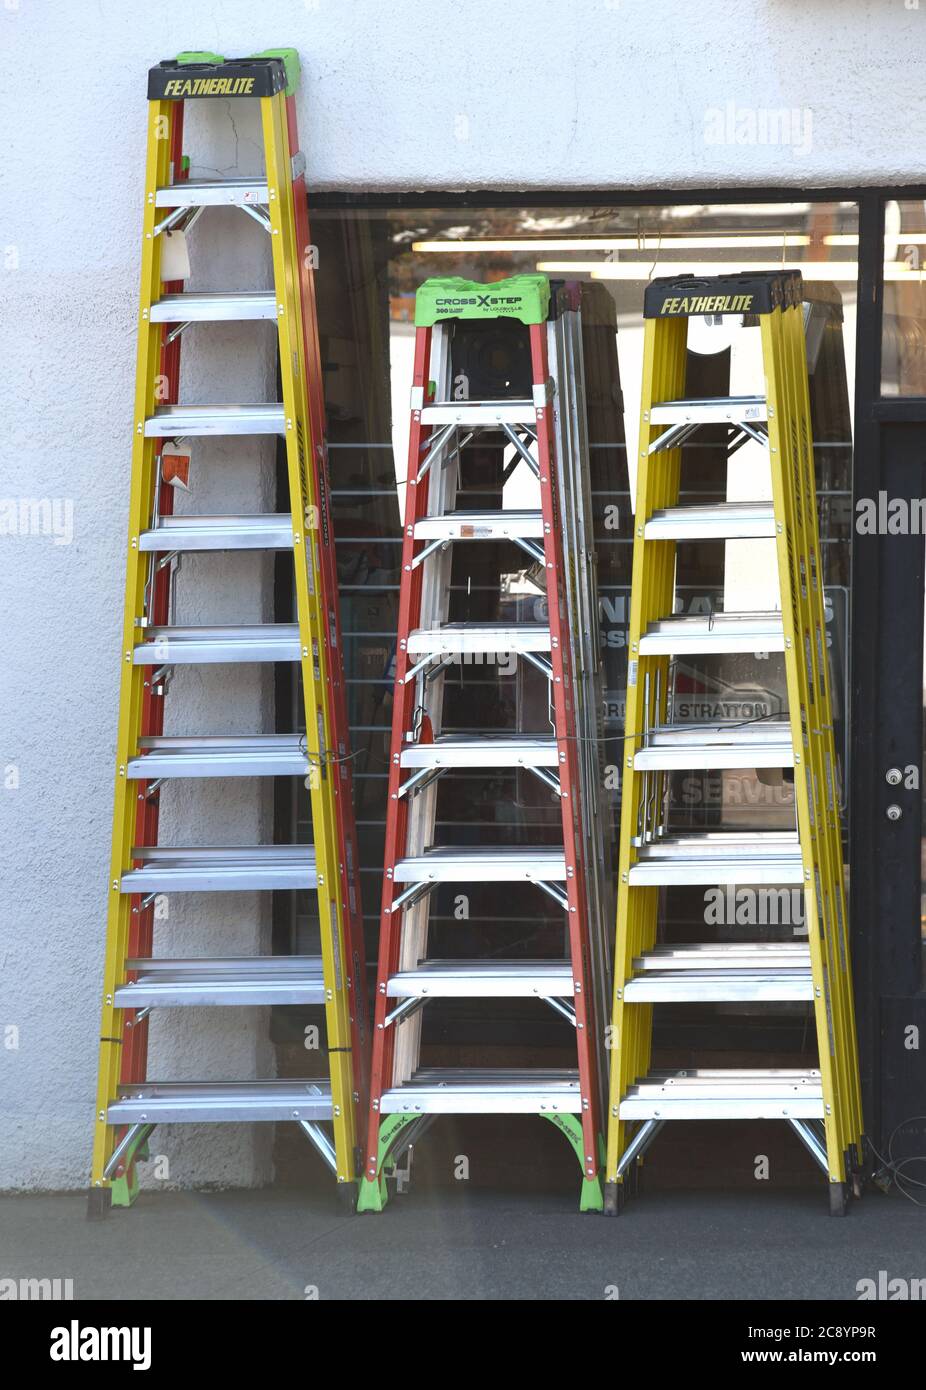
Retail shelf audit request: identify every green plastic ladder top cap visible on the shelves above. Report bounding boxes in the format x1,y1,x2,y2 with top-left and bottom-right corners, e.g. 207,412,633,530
414,275,550,327
176,51,226,65
249,48,301,97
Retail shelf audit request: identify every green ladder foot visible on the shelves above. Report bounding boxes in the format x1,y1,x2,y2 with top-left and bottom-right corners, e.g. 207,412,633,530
541,1114,605,1213
357,1175,387,1214
580,1175,604,1213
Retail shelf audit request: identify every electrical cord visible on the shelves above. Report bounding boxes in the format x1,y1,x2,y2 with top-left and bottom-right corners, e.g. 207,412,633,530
865,1120,926,1207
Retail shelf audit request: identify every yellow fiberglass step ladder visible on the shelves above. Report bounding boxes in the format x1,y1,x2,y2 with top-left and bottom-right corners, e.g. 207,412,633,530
358,276,611,1212
604,270,864,1217
89,50,366,1215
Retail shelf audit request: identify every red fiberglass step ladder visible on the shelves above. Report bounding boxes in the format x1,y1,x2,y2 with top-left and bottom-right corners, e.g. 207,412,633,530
358,275,609,1212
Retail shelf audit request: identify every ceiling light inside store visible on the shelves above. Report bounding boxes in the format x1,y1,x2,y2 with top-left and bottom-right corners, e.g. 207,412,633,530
412,236,812,253
536,259,923,282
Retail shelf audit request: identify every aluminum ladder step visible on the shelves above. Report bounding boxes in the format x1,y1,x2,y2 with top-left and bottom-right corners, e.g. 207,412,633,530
394,845,567,884
619,1068,824,1120
114,956,326,1007
144,404,286,436
121,845,317,893
407,622,551,655
634,721,794,770
379,1068,582,1115
639,612,785,654
634,942,811,970
127,735,309,779
414,509,544,541
387,960,574,999
649,395,768,426
134,625,300,664
139,515,294,551
154,177,271,208
109,1080,332,1124
625,943,813,1002
644,502,776,541
148,291,278,323
401,733,558,770
629,831,803,886
420,401,536,426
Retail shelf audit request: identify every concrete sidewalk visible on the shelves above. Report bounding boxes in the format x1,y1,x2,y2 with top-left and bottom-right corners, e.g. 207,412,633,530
1,1186,922,1300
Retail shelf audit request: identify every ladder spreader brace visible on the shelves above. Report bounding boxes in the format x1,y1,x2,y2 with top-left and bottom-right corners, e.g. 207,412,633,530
358,276,609,1214
603,270,864,1217
89,50,367,1215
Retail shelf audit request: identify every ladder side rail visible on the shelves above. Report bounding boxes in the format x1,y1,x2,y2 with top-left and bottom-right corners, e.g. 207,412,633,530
635,310,681,1122
761,303,847,1179
530,323,601,1179
392,327,457,1089
781,299,853,1161
777,301,854,1161
122,103,188,1100
92,97,176,1195
262,90,356,1178
365,324,434,1181
605,314,686,1186
284,91,370,1113
548,304,610,1124
787,305,863,1152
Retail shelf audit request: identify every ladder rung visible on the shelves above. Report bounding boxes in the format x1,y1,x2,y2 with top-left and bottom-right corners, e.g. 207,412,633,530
134,625,300,664
634,942,811,970
121,845,316,893
625,943,813,1002
115,956,325,1007
414,509,544,541
149,291,278,323
379,1068,582,1114
138,515,293,551
401,734,558,769
619,1068,824,1120
629,832,803,886
387,960,574,999
144,404,286,436
639,612,785,654
649,395,768,425
154,177,270,208
634,721,794,770
420,402,536,426
644,502,776,541
406,622,551,655
127,735,309,778
394,846,567,883
109,1080,332,1124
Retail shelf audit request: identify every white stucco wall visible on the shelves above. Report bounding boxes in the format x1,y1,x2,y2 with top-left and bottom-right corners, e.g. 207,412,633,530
0,0,921,1190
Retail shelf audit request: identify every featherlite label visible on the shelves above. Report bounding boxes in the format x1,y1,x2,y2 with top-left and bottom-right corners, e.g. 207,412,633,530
657,293,755,315
162,76,256,96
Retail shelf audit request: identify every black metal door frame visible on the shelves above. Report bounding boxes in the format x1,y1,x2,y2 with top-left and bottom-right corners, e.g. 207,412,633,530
852,191,926,1168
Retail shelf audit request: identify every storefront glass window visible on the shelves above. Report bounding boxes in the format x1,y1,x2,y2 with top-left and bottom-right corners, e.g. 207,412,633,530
882,198,926,396
273,200,858,1092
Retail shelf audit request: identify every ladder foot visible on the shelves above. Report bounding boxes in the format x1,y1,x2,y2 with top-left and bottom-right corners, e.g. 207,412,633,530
86,1187,111,1221
828,1180,850,1217
602,1181,622,1217
579,1175,604,1213
336,1180,358,1215
356,1175,387,1214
